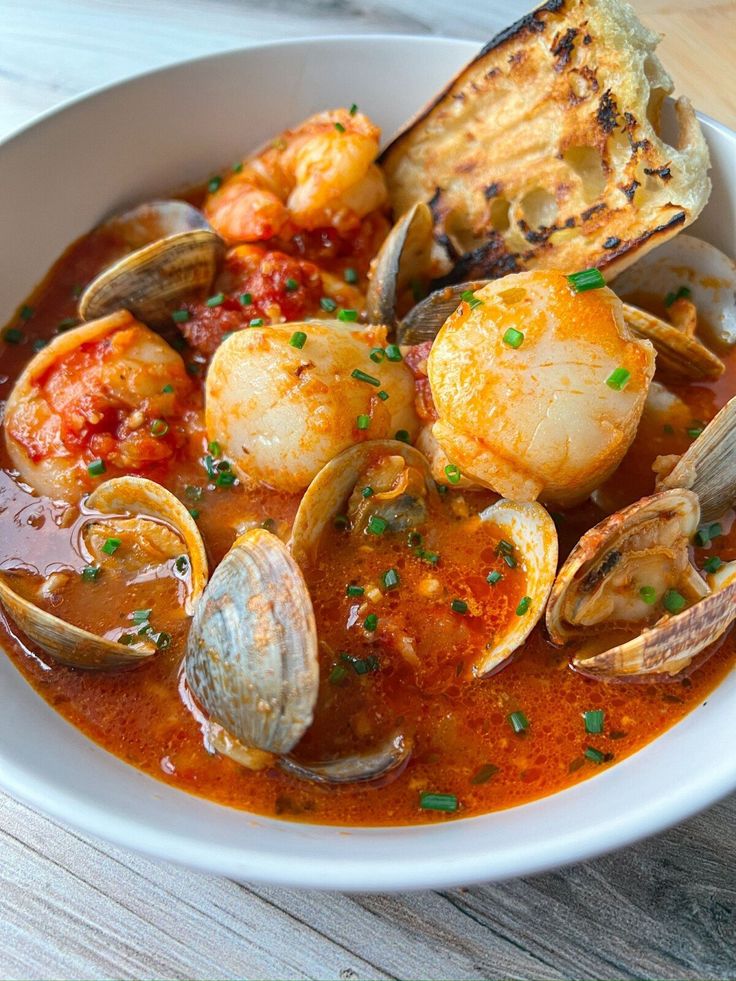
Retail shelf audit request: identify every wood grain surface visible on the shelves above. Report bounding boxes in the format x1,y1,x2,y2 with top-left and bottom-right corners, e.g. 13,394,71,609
1,1,735,979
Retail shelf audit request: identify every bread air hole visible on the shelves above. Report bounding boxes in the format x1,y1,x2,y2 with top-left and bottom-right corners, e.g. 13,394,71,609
563,145,606,202
519,188,558,229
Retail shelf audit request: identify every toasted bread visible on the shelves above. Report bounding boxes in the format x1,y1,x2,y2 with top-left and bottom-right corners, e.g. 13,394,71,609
380,0,710,284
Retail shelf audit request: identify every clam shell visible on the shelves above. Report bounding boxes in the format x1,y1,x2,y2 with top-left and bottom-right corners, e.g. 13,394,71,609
622,303,724,380
281,732,411,785
546,488,705,645
613,234,736,348
186,529,319,756
99,200,213,247
290,438,437,568
655,397,736,521
397,280,490,346
474,500,558,676
366,202,433,328
0,475,206,670
572,581,736,679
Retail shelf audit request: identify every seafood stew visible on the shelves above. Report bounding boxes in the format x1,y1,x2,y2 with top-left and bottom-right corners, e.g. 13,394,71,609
1,0,736,827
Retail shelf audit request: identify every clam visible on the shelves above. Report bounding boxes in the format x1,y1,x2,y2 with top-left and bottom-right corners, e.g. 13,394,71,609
473,499,558,676
613,234,736,349
545,486,736,678
365,202,433,327
622,304,724,381
0,476,207,670
655,397,736,521
79,200,225,326
397,280,489,347
185,523,413,783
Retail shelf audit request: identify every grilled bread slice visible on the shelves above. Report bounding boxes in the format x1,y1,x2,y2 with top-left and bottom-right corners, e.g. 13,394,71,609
380,0,710,284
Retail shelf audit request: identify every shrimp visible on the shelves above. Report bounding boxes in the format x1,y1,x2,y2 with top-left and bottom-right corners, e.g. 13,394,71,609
428,270,656,507
204,109,388,244
3,311,197,501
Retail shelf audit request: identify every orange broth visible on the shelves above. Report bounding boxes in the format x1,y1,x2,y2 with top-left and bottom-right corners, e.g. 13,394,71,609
0,227,735,825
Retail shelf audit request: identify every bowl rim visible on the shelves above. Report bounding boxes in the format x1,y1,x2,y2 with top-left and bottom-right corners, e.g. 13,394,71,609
1,33,735,893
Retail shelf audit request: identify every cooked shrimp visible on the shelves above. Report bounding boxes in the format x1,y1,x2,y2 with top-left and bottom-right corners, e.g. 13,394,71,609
3,311,196,500
206,322,419,492
428,270,656,506
204,109,388,244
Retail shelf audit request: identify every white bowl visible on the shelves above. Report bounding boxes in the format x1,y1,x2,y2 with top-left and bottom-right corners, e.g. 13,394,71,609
0,36,735,892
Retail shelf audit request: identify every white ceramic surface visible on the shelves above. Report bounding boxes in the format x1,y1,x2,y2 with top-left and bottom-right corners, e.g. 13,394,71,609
0,36,734,893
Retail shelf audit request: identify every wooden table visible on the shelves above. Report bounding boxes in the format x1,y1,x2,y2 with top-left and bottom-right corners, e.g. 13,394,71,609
1,2,735,978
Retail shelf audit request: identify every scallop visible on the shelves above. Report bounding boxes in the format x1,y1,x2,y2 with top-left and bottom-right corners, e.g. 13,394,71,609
2,311,192,501
205,322,419,492
79,200,225,326
0,476,207,670
427,270,656,506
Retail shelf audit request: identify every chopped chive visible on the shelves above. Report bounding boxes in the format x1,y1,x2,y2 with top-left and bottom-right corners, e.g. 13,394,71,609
32,338,48,352
87,459,106,477
119,633,136,646
407,531,422,547
206,293,225,307
349,103,358,115
335,121,346,133
606,366,631,391
19,304,34,320
444,464,461,485
232,161,244,173
567,268,605,292
351,368,380,386
186,362,202,376
239,292,253,306
584,746,607,764
704,556,723,574
81,565,101,581
663,423,675,435
583,709,605,734
346,584,365,597
150,419,169,438
155,631,172,650
363,613,378,632
188,508,200,519
338,308,358,322
161,384,175,394
687,425,704,439
663,589,686,614
377,390,389,401
340,652,379,675
334,514,349,530
249,318,264,327
289,330,307,349
420,792,458,812
471,763,499,785
329,663,348,685
461,289,483,310
361,486,373,498
57,317,78,332
207,176,222,193
356,414,371,430
285,277,299,292
102,537,121,556
639,585,657,605
71,284,83,298
384,344,402,362
261,518,277,532
172,309,190,323
394,429,410,443
451,598,468,614
516,596,531,616
502,327,524,349
503,553,517,569
203,455,216,478
216,471,236,487
320,296,337,312
709,522,723,540
416,548,439,565
370,347,385,363
344,267,358,284
664,285,691,306
381,568,400,591
3,328,23,344
508,710,529,734
487,570,503,585
497,540,514,554
175,555,189,574
367,515,387,535
185,484,203,501
131,608,152,624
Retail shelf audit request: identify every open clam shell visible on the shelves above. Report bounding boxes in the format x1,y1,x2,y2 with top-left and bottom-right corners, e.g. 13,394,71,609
622,303,724,381
290,438,437,567
474,500,558,676
79,200,225,326
280,732,411,786
613,234,736,348
186,529,319,758
0,476,207,670
366,201,433,328
397,280,490,347
655,397,736,522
